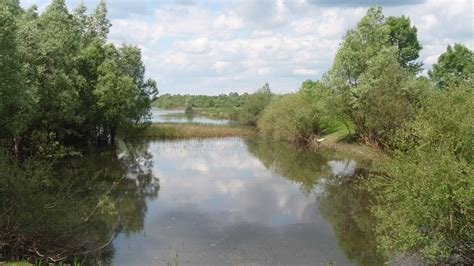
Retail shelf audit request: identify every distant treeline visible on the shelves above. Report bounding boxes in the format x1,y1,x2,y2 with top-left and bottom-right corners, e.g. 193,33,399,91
153,92,249,109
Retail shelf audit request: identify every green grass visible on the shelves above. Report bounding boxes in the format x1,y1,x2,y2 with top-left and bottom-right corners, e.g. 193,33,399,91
317,121,384,160
1,262,30,266
138,123,256,138
193,107,239,120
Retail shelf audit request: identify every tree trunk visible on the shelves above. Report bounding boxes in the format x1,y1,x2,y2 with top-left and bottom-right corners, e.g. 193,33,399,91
110,127,116,145
13,137,19,159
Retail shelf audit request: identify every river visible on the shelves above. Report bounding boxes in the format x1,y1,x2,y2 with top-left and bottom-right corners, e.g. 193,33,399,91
55,136,383,265
151,108,229,125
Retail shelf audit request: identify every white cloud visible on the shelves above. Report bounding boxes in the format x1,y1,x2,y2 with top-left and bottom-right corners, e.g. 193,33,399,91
213,11,244,30
294,68,319,75
177,37,210,54
21,0,474,95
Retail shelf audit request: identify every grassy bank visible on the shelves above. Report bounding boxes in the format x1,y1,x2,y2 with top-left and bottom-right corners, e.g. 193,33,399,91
138,123,256,138
193,107,239,120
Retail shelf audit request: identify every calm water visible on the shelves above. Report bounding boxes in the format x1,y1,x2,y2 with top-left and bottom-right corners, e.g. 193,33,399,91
55,137,382,265
151,108,229,125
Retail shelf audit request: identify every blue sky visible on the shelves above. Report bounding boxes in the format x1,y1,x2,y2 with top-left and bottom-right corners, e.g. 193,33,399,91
21,0,474,95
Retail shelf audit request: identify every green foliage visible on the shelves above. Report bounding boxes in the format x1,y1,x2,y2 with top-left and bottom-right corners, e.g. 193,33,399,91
0,2,32,145
330,6,389,89
239,83,273,126
328,7,426,146
428,44,474,89
350,48,427,146
386,15,423,73
184,98,194,114
0,0,157,154
153,92,248,109
369,82,474,263
258,81,330,143
0,141,159,262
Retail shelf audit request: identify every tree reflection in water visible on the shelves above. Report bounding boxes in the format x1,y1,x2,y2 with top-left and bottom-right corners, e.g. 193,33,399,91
244,138,385,265
0,140,159,263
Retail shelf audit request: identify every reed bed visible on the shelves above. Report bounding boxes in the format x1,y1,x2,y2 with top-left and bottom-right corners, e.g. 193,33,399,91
138,123,256,138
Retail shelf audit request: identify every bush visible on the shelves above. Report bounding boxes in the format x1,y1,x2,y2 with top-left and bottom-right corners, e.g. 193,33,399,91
239,83,273,126
258,80,338,144
369,81,474,263
258,93,323,143
350,48,427,147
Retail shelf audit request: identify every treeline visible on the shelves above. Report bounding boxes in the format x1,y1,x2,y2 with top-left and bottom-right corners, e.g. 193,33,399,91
0,0,157,157
243,7,472,263
0,0,157,261
153,92,248,109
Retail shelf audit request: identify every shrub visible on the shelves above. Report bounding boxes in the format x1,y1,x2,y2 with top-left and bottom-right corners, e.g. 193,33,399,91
258,93,323,143
350,48,427,147
369,81,474,263
239,83,273,126
258,80,337,144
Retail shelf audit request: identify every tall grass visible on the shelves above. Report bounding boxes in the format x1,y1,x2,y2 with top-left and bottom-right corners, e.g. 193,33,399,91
137,123,256,139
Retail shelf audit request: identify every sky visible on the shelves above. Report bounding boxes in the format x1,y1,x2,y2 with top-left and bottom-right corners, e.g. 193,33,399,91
20,0,474,95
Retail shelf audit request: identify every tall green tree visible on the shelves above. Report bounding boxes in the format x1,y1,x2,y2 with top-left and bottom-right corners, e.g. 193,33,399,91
33,0,82,137
351,48,426,146
386,15,423,73
87,0,111,42
95,58,136,144
0,1,32,154
0,0,157,153
328,6,425,145
330,6,388,90
117,44,158,123
428,44,474,89
240,83,273,126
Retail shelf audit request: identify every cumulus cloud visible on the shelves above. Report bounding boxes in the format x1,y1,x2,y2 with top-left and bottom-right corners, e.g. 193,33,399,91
21,0,474,94
307,0,426,7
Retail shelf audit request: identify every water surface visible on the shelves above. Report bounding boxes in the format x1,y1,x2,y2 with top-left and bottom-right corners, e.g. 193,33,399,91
103,137,382,265
20,137,383,265
151,108,229,125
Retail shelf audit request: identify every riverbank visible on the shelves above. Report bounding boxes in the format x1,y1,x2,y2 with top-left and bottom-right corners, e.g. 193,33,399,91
138,123,256,138
192,107,239,120
139,122,383,161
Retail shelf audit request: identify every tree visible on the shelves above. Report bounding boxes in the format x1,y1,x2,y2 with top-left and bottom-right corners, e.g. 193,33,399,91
370,81,473,263
330,6,389,90
328,6,425,145
87,0,111,42
95,58,137,144
258,92,324,143
239,83,273,126
386,15,423,73
428,44,474,89
33,0,82,137
118,44,158,123
0,0,157,154
351,48,426,146
73,3,88,40
0,1,32,154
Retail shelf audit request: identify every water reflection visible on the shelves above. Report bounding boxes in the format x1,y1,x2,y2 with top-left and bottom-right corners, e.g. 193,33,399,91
246,139,384,265
109,137,383,265
56,140,159,262
151,108,229,125
2,137,383,265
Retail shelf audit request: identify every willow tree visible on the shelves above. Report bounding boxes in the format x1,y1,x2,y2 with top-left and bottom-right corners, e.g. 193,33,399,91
328,6,425,145
0,1,32,154
428,44,474,89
